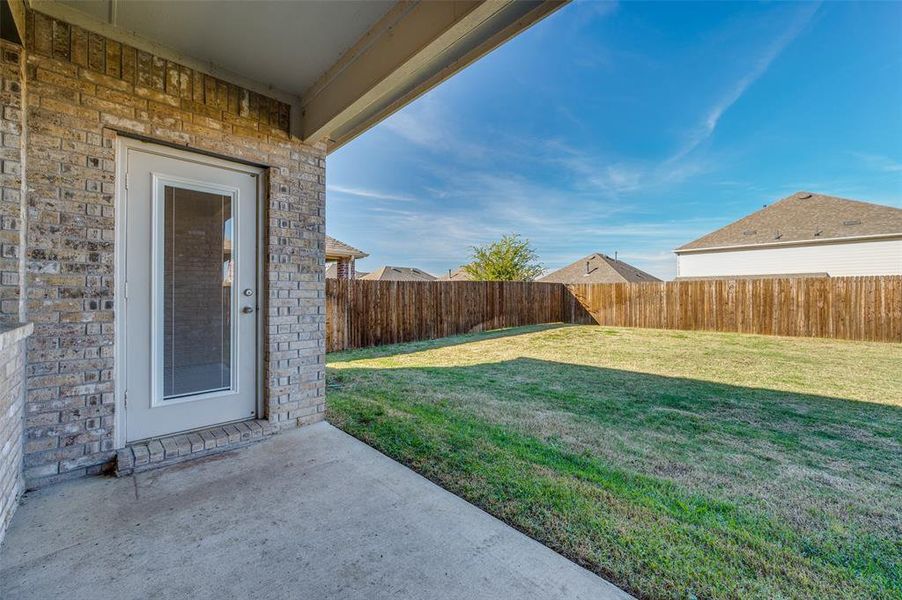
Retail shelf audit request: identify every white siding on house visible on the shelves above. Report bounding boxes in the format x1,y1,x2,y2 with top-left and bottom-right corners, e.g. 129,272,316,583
677,238,902,278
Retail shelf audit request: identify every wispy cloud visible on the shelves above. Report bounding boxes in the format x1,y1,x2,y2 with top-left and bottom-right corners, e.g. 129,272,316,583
528,5,825,198
669,3,820,163
548,142,711,198
572,0,619,25
326,184,416,203
853,153,902,174
332,96,727,279
381,107,441,147
381,94,488,159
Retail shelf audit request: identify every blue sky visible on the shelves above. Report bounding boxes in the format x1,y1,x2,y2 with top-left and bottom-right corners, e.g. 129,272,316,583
326,1,902,279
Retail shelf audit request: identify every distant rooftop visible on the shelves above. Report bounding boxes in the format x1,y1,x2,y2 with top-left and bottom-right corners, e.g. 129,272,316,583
359,266,436,282
436,266,472,281
538,253,661,284
326,236,368,259
676,192,902,252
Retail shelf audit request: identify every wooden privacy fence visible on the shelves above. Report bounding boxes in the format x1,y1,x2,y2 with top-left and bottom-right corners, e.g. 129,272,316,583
326,279,564,352
563,276,902,343
326,276,902,351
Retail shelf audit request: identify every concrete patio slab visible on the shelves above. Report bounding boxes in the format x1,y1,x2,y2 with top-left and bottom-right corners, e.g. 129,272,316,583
1,422,632,600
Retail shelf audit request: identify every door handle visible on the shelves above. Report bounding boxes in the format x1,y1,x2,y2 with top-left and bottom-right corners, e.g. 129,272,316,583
242,306,255,314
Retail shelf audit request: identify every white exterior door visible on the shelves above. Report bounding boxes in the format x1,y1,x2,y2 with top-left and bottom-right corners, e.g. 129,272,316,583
120,140,260,442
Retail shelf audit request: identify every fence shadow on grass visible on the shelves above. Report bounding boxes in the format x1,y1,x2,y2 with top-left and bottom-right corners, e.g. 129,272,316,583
326,323,573,362
328,354,902,522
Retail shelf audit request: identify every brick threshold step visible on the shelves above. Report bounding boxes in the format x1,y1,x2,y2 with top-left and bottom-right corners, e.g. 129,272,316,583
116,419,276,476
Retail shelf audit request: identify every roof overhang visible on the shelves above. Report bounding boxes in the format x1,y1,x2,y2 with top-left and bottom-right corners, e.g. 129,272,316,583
325,235,369,260
326,251,368,261
674,232,902,255
16,0,567,152
301,0,565,151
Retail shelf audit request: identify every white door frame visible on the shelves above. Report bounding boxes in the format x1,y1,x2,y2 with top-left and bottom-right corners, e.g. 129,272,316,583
114,137,266,448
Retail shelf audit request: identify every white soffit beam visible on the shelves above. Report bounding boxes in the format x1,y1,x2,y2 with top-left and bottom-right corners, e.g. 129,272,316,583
301,0,568,151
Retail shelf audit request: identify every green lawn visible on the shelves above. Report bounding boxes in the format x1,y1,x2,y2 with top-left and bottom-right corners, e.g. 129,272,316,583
325,325,902,600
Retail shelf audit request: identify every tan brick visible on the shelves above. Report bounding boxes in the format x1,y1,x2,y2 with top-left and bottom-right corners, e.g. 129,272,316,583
70,25,88,68
105,40,121,79
12,12,320,491
79,68,132,94
81,94,134,119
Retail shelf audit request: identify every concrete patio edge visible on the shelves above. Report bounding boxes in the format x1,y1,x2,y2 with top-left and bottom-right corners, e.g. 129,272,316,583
1,421,633,600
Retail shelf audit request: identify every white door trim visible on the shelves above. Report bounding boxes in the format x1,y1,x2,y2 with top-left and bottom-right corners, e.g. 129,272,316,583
114,137,265,448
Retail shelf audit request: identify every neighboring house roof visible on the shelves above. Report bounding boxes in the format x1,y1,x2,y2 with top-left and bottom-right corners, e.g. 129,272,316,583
359,266,436,281
538,253,661,284
676,191,902,252
437,266,472,281
325,235,368,259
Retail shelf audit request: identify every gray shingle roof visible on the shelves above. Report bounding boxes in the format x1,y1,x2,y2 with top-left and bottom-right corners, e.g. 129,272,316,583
358,266,436,281
676,191,902,252
325,235,368,259
538,253,661,284
436,266,472,281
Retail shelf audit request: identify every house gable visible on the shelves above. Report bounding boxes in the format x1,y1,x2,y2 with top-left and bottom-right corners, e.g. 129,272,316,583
677,191,902,253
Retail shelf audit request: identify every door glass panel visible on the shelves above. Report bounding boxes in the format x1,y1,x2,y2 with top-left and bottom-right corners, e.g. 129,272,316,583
163,185,233,399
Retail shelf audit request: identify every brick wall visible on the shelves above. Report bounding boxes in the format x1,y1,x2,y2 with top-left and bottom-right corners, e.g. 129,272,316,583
0,324,31,546
335,257,354,280
0,40,25,323
19,10,326,488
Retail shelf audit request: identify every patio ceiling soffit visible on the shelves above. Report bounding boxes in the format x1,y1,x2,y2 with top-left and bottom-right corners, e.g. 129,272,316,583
8,0,566,152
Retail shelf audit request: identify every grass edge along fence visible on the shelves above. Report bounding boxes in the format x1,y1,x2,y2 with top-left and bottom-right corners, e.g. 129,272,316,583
326,276,902,351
